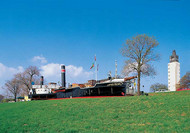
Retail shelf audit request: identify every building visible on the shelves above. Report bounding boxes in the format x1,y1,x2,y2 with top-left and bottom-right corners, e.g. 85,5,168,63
168,50,180,91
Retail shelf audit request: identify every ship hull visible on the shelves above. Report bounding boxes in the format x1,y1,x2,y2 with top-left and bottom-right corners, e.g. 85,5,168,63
56,81,134,98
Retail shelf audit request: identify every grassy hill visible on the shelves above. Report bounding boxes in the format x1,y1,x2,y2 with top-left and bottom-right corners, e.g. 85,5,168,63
0,91,190,133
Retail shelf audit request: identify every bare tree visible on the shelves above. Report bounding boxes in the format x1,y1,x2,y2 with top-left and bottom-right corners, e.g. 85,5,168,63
4,78,21,102
121,34,159,96
15,73,30,94
180,72,190,88
150,83,168,92
16,66,40,94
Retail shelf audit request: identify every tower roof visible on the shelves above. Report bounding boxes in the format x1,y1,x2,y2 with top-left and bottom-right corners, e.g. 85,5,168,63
170,50,179,62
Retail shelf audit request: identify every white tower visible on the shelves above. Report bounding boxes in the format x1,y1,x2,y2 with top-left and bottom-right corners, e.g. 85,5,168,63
168,50,180,91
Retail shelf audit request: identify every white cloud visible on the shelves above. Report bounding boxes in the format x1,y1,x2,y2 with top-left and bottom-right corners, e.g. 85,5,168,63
0,58,94,94
32,55,47,64
40,63,60,78
67,65,93,78
0,63,24,79
0,63,24,94
40,63,93,84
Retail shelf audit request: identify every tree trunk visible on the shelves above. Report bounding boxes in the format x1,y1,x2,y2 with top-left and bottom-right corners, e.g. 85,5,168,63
14,94,17,102
137,71,141,96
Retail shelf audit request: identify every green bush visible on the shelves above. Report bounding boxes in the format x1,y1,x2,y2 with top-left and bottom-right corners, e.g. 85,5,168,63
1,98,14,103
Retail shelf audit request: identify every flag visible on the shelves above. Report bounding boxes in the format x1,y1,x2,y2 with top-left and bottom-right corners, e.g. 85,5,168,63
90,63,94,69
95,55,96,61
97,64,99,71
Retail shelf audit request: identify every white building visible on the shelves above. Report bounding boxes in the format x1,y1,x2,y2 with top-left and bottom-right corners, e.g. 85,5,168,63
168,50,180,91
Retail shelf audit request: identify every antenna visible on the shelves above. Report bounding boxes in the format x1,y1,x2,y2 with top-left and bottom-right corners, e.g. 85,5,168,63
115,60,117,79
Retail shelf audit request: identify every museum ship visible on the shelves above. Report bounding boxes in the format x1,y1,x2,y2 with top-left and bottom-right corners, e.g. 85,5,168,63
29,65,137,100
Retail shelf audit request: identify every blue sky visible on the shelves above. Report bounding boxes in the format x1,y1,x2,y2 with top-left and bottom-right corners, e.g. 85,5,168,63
0,0,190,94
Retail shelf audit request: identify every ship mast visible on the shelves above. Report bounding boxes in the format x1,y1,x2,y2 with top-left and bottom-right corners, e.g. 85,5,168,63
95,54,97,81
115,60,117,79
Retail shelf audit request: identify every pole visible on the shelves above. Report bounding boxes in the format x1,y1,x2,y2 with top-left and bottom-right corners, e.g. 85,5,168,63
115,60,117,79
95,55,97,81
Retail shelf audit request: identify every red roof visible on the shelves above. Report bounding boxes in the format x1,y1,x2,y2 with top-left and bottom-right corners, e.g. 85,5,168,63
176,88,190,91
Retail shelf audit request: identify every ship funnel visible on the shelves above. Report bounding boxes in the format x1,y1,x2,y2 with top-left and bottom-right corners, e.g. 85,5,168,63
61,65,66,88
40,76,44,88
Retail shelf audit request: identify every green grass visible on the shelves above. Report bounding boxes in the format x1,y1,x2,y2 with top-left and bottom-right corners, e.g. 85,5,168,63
0,91,190,133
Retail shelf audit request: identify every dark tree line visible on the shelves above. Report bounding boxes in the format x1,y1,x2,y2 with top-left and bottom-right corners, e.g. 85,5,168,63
150,83,168,92
180,72,190,88
0,94,4,102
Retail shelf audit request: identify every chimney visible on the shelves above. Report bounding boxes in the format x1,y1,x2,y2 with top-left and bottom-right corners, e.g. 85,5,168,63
61,65,66,88
40,76,44,88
